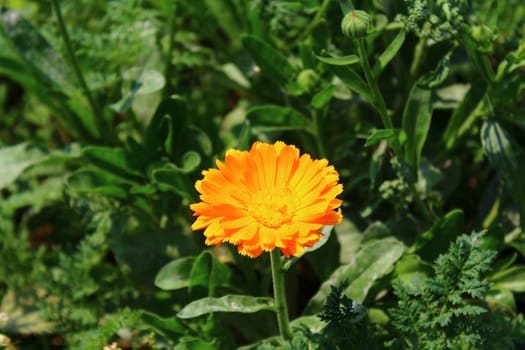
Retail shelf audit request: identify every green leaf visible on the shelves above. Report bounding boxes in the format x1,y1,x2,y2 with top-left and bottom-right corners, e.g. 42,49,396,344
204,0,243,47
481,120,525,230
144,96,188,158
328,65,372,103
0,143,80,190
373,30,406,77
142,311,189,340
310,85,336,109
246,105,312,132
173,336,216,350
365,129,404,147
0,143,46,190
304,238,404,313
151,167,197,202
177,295,275,319
154,257,196,290
460,25,494,83
490,266,525,292
395,254,433,288
442,81,487,150
242,34,298,86
314,52,360,66
66,169,129,199
83,146,143,181
418,52,451,88
189,251,234,297
414,209,465,262
0,8,100,140
402,84,432,177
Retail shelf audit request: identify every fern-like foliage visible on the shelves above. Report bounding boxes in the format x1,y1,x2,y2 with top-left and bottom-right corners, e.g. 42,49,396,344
389,232,525,349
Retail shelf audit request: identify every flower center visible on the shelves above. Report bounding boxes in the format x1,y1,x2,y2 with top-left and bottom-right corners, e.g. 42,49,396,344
247,188,296,228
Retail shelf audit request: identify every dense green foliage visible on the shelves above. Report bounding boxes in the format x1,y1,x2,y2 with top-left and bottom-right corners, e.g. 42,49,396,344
1,0,525,348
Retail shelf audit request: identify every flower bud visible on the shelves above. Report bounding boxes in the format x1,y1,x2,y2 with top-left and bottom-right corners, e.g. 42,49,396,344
471,23,493,53
296,69,320,92
341,10,370,38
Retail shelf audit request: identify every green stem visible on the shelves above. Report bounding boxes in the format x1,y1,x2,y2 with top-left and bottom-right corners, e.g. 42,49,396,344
355,38,400,155
312,110,327,158
409,37,427,83
50,0,105,136
270,250,292,340
355,38,392,129
289,0,331,48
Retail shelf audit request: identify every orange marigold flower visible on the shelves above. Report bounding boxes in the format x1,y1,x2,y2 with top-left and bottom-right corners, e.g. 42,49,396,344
190,141,343,258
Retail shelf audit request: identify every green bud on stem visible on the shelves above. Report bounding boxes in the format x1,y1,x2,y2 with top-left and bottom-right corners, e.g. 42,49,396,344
341,10,370,38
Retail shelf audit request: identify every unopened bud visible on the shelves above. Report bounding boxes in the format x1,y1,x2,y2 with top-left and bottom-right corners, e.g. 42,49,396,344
341,10,370,38
296,69,320,92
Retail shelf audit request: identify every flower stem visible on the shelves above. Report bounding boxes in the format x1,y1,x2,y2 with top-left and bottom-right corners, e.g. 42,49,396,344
50,0,105,138
355,38,392,130
270,250,292,340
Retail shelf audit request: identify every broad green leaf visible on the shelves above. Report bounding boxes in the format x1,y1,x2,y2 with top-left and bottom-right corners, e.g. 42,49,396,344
442,81,487,150
246,105,312,132
329,65,372,103
145,96,187,158
304,238,404,313
142,311,189,341
0,143,80,190
490,266,525,292
481,120,525,230
173,336,216,350
155,256,196,290
177,295,275,319
0,143,46,190
0,8,100,140
0,9,75,90
418,52,451,88
111,226,194,290
112,68,165,112
486,289,516,313
314,53,360,66
66,169,129,198
394,254,433,288
460,25,494,83
373,30,406,77
204,0,242,47
174,151,201,174
402,84,432,177
151,167,197,202
310,85,335,109
340,0,354,14
123,68,165,95
414,209,465,261
242,34,298,86
365,129,404,147
83,146,143,181
189,251,234,297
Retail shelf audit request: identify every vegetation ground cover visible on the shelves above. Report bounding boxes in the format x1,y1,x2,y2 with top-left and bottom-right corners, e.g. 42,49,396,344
1,0,525,349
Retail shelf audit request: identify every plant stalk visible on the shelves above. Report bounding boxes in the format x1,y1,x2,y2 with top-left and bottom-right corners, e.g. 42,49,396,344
355,38,393,130
50,0,105,138
270,250,292,340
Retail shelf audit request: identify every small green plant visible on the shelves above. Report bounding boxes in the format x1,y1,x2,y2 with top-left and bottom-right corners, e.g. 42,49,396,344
389,232,525,349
